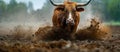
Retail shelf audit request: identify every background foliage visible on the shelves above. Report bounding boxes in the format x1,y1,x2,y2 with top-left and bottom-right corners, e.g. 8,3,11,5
0,0,120,23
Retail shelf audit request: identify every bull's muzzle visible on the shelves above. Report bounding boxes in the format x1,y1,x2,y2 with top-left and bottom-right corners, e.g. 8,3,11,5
66,19,75,25
66,12,75,25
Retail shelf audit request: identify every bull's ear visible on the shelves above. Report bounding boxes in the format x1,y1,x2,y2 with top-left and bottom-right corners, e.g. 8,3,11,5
76,8,84,12
55,6,65,11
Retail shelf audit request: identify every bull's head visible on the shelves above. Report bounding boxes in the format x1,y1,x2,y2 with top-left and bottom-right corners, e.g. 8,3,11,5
50,0,91,32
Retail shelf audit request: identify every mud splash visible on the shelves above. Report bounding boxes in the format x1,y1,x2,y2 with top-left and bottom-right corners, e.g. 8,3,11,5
0,18,119,52
35,18,111,41
75,19,111,40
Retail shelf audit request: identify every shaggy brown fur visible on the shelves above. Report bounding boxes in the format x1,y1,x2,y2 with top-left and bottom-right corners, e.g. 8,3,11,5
52,1,84,33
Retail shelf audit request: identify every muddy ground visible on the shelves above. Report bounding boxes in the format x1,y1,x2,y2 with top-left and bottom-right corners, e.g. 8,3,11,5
0,20,120,52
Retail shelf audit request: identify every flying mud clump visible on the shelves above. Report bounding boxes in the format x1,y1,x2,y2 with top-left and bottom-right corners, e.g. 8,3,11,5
35,18,111,41
75,18,111,40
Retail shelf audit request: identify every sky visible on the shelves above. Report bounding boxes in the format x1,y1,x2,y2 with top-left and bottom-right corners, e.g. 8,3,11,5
4,0,46,10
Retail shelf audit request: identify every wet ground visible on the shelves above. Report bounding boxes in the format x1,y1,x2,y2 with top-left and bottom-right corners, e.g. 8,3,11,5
0,19,120,52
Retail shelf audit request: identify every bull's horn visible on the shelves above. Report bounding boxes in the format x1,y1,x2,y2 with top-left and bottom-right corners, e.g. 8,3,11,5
77,0,92,6
50,0,63,6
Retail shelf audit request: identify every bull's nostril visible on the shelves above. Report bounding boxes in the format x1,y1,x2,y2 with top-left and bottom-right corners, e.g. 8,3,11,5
66,19,75,25
67,19,72,21
66,20,69,24
71,20,74,23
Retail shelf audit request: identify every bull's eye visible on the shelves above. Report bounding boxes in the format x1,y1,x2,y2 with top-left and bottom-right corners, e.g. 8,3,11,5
57,8,64,11
59,8,65,11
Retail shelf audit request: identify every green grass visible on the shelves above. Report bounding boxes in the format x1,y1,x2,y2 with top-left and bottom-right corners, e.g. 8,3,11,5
105,21,120,26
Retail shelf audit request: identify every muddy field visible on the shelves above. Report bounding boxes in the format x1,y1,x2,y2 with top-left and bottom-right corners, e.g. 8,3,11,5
0,20,120,52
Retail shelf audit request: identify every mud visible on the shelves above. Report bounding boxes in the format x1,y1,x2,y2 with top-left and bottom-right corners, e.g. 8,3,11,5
35,18,111,41
0,19,120,52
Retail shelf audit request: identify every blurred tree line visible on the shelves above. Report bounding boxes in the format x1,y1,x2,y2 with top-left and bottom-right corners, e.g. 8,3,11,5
91,0,120,22
0,0,30,22
0,0,120,22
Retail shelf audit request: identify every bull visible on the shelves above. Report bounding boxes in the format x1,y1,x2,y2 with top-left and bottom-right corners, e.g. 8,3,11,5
50,0,91,33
